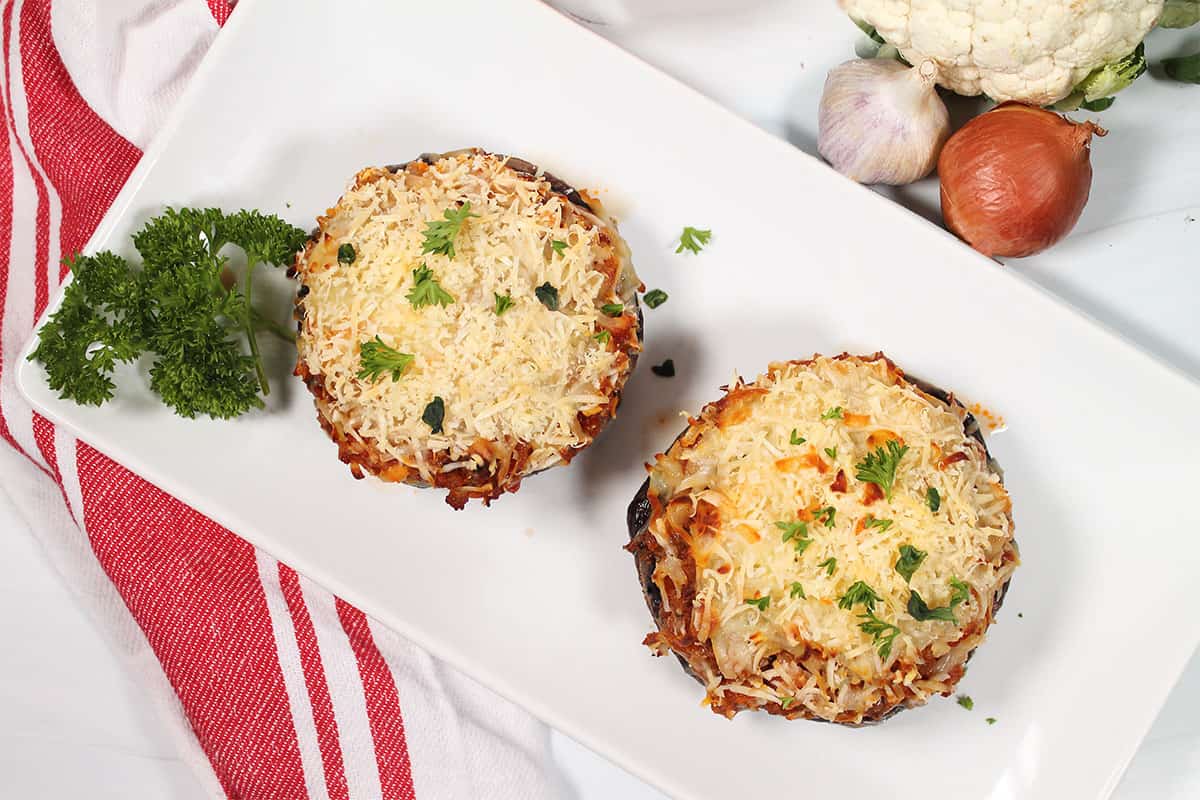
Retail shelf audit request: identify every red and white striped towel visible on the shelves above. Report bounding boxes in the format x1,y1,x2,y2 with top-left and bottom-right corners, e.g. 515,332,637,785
0,2,562,797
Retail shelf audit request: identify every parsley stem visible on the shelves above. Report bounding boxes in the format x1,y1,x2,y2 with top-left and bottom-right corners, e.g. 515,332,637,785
242,261,270,396
251,309,296,343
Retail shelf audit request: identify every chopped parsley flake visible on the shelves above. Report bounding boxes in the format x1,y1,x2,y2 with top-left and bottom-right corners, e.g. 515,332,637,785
790,582,806,599
838,580,880,610
895,544,927,583
926,486,941,512
493,293,514,315
550,239,568,256
643,288,668,308
957,695,974,711
406,264,454,308
337,243,356,264
986,717,997,725
813,506,836,527
855,440,909,501
864,516,893,532
907,590,959,622
858,610,901,660
824,446,838,459
600,302,624,317
535,282,559,311
421,202,476,257
676,226,712,254
356,336,413,382
821,406,844,420
421,396,445,434
746,595,770,612
780,697,797,709
790,429,806,445
949,577,971,608
593,330,611,344
775,520,808,542
818,557,838,576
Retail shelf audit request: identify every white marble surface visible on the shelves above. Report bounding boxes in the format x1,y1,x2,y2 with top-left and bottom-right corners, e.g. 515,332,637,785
2,3,1198,798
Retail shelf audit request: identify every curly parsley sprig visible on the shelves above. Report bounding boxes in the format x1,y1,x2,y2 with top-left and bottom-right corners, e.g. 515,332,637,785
855,440,910,501
421,202,476,258
28,207,306,418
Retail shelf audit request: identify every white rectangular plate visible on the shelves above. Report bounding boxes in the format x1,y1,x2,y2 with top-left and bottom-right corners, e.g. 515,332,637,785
19,1,1200,798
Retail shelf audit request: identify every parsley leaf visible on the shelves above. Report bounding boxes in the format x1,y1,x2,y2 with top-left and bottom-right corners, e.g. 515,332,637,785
790,582,806,599
600,302,624,317
675,226,712,254
858,610,901,660
821,406,843,420
855,440,910,501
789,429,806,445
593,330,611,344
550,239,568,257
422,396,445,433
494,293,514,315
337,243,356,264
949,577,971,608
535,282,559,311
746,595,770,612
824,446,838,459
957,695,974,711
838,580,880,610
864,516,893,532
775,520,808,542
895,544,927,583
926,486,941,512
643,288,668,308
813,506,836,527
651,359,675,378
29,208,307,417
907,590,959,622
986,717,997,725
357,336,414,382
818,557,838,576
406,264,454,308
421,202,476,258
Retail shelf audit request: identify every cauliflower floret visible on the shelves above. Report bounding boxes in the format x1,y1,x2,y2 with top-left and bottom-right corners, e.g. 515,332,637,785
840,0,1164,105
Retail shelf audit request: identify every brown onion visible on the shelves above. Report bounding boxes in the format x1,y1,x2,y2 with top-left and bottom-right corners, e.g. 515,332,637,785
938,103,1106,258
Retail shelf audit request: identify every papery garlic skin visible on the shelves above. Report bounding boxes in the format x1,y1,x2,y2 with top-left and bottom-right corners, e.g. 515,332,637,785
818,59,950,186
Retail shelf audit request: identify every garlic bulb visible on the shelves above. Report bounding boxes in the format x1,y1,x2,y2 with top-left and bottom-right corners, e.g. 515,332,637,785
817,59,950,186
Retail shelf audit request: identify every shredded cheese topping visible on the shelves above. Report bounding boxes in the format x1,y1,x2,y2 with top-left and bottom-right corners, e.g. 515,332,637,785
296,151,640,486
642,354,1017,722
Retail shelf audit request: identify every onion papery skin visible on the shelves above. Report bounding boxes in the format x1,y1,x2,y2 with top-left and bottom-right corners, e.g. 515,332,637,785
939,102,1105,259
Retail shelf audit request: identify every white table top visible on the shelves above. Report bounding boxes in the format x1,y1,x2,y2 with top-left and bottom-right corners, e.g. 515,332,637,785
2,5,1197,798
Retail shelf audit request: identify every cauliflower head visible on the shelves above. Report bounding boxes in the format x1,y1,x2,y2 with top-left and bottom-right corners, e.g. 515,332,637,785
839,0,1165,105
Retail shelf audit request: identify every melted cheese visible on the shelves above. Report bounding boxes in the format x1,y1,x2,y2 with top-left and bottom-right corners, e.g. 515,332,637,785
296,151,639,482
646,355,1017,720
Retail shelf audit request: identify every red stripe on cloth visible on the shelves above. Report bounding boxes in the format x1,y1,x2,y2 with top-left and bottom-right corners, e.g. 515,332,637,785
336,600,417,800
208,0,233,26
18,0,140,266
31,410,57,481
76,443,309,800
279,564,351,800
2,1,49,318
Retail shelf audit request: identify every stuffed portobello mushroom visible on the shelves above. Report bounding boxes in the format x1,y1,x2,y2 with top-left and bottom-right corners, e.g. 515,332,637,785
293,148,642,508
627,353,1017,725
